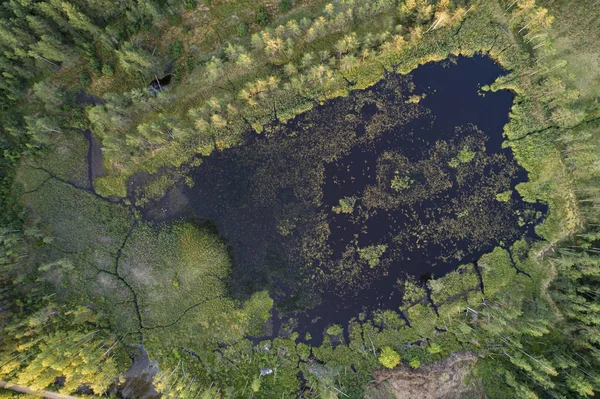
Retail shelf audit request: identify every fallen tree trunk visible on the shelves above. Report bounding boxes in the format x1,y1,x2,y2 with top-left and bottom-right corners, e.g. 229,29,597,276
0,381,81,399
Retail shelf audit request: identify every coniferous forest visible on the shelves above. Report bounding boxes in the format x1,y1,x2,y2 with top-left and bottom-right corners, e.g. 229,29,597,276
1,0,600,398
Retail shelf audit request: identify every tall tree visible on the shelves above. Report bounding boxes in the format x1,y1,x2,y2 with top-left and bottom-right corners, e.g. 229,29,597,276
0,302,125,395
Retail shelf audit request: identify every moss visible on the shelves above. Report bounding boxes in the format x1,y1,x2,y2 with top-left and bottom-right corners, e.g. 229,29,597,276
496,190,512,202
509,132,581,241
477,247,517,298
357,244,387,268
391,174,413,191
374,310,406,329
407,304,438,338
429,264,480,303
21,180,131,255
326,324,344,336
332,196,357,214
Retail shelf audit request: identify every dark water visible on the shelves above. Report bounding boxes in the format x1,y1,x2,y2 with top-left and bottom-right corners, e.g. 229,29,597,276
142,55,546,345
119,345,160,399
149,74,172,93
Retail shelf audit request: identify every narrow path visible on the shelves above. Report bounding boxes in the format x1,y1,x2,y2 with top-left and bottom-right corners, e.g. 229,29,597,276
473,263,486,294
0,381,81,399
24,163,122,205
113,220,144,330
143,295,225,330
507,115,600,143
423,284,440,317
506,249,532,279
83,129,95,190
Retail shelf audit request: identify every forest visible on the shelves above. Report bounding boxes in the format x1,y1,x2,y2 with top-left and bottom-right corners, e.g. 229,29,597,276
1,0,600,398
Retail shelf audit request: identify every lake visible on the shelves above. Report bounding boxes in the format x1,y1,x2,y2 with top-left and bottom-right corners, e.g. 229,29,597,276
142,55,546,344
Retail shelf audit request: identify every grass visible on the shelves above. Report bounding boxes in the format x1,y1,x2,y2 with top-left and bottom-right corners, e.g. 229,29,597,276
19,180,131,255
15,130,90,189
16,178,138,334
120,222,231,330
548,0,600,107
118,221,273,353
508,131,582,241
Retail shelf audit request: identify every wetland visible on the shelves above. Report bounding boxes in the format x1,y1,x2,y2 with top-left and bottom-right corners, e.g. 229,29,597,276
3,0,598,396
141,55,546,343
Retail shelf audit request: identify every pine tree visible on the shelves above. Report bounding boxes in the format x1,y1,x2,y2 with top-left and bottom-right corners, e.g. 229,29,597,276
0,303,123,396
61,2,101,37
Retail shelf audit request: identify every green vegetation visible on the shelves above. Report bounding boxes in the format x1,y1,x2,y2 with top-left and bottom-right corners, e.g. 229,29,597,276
449,146,476,167
496,190,512,202
326,324,344,336
391,173,413,191
379,347,401,369
332,196,357,214
0,299,125,395
358,244,387,268
1,0,600,398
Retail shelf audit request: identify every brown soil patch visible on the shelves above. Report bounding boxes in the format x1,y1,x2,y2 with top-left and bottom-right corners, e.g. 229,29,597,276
367,352,484,399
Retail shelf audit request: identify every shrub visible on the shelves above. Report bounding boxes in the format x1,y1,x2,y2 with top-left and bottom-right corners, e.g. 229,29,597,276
358,244,387,268
256,7,269,26
168,14,182,26
169,41,184,59
379,347,400,369
391,174,413,191
101,64,114,77
427,342,442,355
326,324,343,336
185,54,195,73
79,72,91,87
173,63,185,83
496,190,512,202
332,196,356,214
184,0,196,10
139,18,151,32
279,0,292,12
127,22,139,35
237,22,249,37
457,147,475,163
449,147,476,167
89,58,101,75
